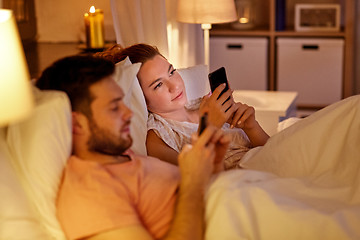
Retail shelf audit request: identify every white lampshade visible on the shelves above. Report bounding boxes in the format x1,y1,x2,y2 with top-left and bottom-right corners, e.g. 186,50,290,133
176,0,237,24
0,9,34,126
176,0,237,66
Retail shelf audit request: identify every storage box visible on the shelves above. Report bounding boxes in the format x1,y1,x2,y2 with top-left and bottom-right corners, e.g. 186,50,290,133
210,37,268,90
277,38,343,106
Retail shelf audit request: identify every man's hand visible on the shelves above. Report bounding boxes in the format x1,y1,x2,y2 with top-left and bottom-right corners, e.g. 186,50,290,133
188,126,231,179
178,126,218,188
211,129,231,173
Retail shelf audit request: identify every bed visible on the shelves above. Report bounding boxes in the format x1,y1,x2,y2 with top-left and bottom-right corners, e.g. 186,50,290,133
0,57,359,239
205,94,360,239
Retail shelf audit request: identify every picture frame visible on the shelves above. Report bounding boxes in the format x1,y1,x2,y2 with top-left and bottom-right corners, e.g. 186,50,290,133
295,4,340,32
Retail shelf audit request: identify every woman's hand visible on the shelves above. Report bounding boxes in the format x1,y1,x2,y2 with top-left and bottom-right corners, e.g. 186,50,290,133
199,85,269,147
227,102,257,130
199,84,234,128
225,98,270,146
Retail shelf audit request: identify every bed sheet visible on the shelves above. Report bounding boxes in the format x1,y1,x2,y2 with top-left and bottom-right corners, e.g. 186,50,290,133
206,170,360,240
205,95,360,239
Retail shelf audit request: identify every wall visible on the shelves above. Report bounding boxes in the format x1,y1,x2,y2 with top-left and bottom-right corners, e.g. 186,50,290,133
356,0,360,94
34,0,115,43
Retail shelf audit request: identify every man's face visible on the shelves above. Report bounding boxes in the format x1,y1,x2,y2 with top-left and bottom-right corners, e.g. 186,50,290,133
86,76,133,155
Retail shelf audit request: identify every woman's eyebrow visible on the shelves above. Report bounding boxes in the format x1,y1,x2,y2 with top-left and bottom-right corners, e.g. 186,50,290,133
148,64,173,88
148,79,161,88
168,64,173,73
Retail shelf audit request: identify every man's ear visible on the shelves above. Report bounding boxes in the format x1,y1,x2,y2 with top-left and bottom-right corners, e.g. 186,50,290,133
72,112,88,135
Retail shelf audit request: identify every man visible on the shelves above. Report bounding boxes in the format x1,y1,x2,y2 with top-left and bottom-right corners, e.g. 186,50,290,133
36,55,230,240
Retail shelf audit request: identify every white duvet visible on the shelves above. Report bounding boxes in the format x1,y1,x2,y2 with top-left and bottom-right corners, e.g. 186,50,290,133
205,95,360,239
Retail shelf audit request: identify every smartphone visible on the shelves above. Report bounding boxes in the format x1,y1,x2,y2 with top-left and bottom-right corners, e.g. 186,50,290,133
198,113,208,135
208,67,230,98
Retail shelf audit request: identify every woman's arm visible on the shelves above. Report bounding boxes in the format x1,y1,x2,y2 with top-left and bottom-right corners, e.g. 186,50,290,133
228,103,269,146
146,130,179,165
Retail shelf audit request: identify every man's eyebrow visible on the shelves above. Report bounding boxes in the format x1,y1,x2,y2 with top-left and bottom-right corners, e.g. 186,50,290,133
148,64,173,88
109,97,122,104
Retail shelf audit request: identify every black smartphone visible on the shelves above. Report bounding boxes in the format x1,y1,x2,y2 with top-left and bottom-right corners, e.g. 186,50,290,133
208,67,230,98
198,113,208,135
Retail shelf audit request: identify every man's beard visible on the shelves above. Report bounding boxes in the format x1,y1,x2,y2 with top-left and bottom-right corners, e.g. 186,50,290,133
87,118,133,156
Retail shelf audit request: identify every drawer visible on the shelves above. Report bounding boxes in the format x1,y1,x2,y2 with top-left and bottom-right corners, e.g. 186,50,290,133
210,37,268,90
277,38,344,106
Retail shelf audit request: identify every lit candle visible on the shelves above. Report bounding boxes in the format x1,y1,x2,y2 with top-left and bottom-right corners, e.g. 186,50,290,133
84,6,105,49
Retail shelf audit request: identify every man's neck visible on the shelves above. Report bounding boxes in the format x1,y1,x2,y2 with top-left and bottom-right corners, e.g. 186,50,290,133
74,147,131,165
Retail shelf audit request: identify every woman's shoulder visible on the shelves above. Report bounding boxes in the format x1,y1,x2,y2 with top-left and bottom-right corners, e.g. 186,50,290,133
147,112,168,128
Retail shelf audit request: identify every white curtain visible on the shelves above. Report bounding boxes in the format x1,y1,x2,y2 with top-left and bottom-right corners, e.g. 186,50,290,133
110,0,203,68
165,0,203,68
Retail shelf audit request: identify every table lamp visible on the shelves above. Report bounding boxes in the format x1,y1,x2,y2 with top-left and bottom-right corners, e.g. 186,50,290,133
176,0,237,66
0,9,34,127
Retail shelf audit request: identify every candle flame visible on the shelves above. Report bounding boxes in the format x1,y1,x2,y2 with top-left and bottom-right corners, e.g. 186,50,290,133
239,17,249,24
90,6,95,13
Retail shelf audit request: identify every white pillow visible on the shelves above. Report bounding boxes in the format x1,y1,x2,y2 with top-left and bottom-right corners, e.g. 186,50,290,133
178,64,210,102
113,57,147,155
0,129,50,239
6,87,72,240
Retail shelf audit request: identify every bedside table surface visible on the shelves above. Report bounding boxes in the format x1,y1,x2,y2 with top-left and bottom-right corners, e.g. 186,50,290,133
232,90,298,116
232,90,298,136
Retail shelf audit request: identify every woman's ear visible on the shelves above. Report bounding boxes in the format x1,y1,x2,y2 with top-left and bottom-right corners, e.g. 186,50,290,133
72,112,88,135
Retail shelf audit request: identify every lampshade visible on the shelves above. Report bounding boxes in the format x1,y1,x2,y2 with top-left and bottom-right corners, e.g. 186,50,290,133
176,0,237,24
0,9,34,126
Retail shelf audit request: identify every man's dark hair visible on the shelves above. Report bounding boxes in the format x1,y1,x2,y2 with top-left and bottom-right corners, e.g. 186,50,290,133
36,55,115,117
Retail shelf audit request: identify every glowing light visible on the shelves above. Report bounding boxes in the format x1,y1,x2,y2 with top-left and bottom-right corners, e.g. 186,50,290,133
239,17,249,24
90,6,95,13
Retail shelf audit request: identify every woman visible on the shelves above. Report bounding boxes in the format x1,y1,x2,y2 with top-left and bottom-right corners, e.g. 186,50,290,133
96,44,269,169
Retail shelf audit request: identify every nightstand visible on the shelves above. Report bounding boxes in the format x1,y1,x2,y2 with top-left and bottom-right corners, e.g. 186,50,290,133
232,90,298,136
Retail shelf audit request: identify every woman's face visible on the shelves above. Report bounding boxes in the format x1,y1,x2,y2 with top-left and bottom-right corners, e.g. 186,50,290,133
137,55,187,115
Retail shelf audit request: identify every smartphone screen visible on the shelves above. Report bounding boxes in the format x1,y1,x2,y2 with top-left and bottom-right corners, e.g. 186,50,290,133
198,113,208,135
208,67,230,97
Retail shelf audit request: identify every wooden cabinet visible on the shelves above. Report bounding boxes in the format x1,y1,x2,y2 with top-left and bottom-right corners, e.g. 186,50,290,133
210,0,355,108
